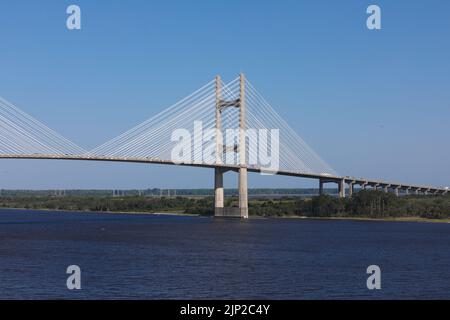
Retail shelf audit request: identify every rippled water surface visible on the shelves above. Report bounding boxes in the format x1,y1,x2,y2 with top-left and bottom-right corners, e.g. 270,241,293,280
1,209,450,299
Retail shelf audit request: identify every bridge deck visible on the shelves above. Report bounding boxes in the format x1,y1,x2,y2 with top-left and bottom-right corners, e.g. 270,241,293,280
0,154,446,193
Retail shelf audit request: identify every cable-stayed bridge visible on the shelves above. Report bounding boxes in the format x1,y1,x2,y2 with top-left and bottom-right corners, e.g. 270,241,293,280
0,74,447,218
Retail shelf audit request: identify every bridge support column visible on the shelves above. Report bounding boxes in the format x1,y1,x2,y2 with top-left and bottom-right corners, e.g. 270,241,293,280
214,75,225,217
338,179,346,198
383,185,388,193
214,73,248,218
239,167,248,218
238,74,248,218
394,187,399,197
214,168,224,216
348,182,354,197
319,179,324,196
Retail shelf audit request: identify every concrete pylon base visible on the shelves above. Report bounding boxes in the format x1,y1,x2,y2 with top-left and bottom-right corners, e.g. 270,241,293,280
239,207,248,219
215,207,248,218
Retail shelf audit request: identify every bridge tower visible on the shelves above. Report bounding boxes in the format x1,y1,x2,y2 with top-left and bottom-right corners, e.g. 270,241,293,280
214,73,249,218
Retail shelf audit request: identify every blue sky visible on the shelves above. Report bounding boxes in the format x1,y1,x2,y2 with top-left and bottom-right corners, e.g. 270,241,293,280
0,0,449,189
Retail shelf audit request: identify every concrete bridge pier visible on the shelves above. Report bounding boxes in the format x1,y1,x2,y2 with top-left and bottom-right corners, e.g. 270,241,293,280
214,168,224,216
238,167,249,218
238,73,248,218
214,73,248,219
347,181,354,197
338,179,346,198
214,75,225,217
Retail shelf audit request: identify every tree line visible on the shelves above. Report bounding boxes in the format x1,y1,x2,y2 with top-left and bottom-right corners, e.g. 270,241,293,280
0,190,449,219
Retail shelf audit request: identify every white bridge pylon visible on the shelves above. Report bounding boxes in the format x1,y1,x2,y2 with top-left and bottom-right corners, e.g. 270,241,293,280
88,75,337,177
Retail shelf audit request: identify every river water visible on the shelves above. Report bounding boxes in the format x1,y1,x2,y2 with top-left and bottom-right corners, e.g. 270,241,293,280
1,209,449,299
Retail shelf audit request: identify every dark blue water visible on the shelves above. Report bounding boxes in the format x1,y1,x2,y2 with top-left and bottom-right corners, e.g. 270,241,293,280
1,209,450,299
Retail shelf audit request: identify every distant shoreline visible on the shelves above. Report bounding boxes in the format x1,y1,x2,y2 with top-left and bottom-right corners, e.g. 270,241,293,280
278,215,450,224
1,206,450,224
0,207,201,217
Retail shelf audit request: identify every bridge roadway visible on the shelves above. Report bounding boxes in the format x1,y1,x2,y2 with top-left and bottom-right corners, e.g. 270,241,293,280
0,154,447,197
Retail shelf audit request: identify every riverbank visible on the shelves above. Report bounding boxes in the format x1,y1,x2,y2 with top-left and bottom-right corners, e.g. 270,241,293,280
280,215,450,224
0,190,449,222
0,206,201,217
1,206,450,224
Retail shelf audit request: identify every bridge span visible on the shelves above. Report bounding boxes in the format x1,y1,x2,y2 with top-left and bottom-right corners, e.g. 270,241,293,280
1,153,447,198
0,73,447,219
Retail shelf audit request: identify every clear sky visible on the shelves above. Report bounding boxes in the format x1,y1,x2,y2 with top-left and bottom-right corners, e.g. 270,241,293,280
0,0,449,189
